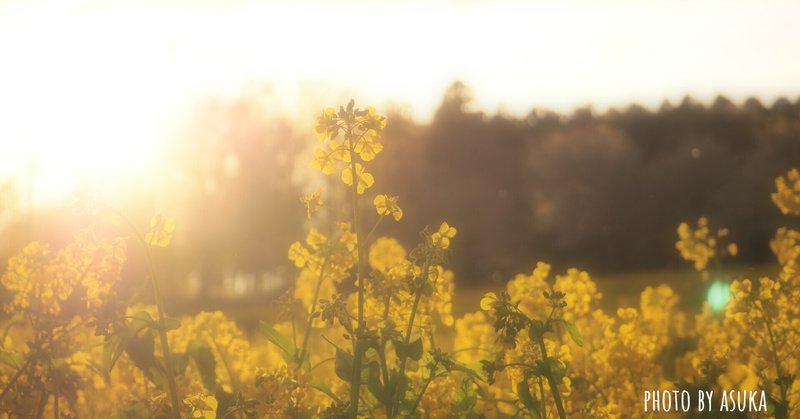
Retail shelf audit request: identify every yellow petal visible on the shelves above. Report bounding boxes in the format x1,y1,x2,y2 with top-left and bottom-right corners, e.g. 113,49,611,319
480,292,497,311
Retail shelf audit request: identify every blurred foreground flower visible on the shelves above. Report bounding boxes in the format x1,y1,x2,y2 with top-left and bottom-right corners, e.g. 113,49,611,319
145,215,176,247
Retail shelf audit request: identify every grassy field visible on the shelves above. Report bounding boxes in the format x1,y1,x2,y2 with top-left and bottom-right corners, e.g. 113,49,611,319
451,263,778,317
218,264,778,330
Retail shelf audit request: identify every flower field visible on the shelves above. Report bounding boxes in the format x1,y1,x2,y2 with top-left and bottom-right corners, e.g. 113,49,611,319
1,102,799,418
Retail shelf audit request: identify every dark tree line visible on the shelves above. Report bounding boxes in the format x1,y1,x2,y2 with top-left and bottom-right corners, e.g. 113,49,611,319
373,83,800,284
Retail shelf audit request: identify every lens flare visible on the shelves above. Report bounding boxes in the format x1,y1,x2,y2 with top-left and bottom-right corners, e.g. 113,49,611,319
707,279,731,312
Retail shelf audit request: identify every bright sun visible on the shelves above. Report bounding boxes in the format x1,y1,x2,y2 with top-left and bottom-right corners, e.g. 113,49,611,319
0,75,169,206
0,4,181,206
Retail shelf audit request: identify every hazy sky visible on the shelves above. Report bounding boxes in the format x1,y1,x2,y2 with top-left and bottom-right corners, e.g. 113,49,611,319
1,0,799,203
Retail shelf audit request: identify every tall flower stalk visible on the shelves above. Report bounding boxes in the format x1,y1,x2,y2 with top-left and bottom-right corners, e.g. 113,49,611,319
310,100,385,415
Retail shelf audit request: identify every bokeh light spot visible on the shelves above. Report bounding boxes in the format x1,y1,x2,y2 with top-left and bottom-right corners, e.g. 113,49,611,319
707,279,730,311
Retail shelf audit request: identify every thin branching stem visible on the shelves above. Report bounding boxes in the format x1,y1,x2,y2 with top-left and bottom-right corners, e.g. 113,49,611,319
538,377,547,419
388,259,430,418
534,330,567,419
0,356,33,402
345,119,367,418
408,370,447,413
298,255,331,365
143,235,182,418
762,311,789,417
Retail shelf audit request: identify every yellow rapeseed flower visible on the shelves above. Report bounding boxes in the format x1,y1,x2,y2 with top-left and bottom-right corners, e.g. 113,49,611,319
145,215,175,247
770,227,800,266
311,148,337,175
374,194,403,221
368,237,408,273
183,394,218,419
288,241,312,268
341,163,374,194
771,168,800,215
301,187,323,219
313,107,338,141
726,243,738,256
431,222,457,249
354,134,383,161
675,217,717,272
480,292,497,311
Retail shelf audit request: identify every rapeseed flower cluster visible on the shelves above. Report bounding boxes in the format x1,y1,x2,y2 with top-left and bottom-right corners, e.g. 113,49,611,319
675,217,737,275
772,168,800,216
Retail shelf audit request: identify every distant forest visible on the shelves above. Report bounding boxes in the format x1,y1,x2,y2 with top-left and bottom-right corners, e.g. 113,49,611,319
371,83,800,283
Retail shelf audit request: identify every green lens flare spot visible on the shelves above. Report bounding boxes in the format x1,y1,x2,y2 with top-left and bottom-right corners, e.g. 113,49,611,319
707,280,730,312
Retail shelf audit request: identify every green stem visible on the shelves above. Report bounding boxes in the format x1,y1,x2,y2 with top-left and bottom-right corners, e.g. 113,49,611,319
35,388,48,419
379,294,392,418
0,252,101,402
291,316,297,354
143,368,150,399
364,214,386,243
402,293,423,355
298,256,330,365
151,277,182,417
0,356,33,402
220,406,247,419
409,379,432,414
85,205,180,416
588,377,609,404
763,315,789,417
311,357,336,372
347,124,366,418
210,338,240,391
389,261,429,418
408,371,444,413
145,239,182,418
538,378,547,419
534,331,567,419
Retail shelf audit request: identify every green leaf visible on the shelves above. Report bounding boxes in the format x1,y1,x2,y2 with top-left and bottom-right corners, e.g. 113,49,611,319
451,378,477,417
563,321,584,347
125,331,156,374
310,376,340,402
392,339,405,359
365,362,385,404
259,321,297,362
386,372,408,408
469,376,489,397
420,282,435,297
543,357,566,379
393,337,423,361
214,388,235,418
449,361,481,380
407,338,423,361
1,312,24,341
529,319,545,338
162,317,181,331
516,380,541,416
171,352,188,375
334,348,354,383
0,350,23,369
129,311,156,334
148,366,165,387
187,340,217,391
333,348,378,386
102,334,126,373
